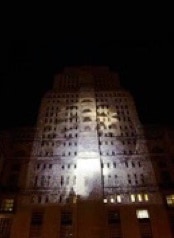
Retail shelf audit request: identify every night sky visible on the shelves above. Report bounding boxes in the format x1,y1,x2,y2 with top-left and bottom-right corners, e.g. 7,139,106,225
0,37,174,130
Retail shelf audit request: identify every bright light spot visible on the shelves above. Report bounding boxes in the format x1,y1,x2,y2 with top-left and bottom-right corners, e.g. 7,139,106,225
137,194,143,202
78,152,98,158
77,159,99,172
73,196,77,204
144,194,149,201
103,198,107,203
110,198,115,203
166,194,174,205
117,195,121,203
136,209,150,219
131,194,136,202
76,158,101,198
103,168,109,176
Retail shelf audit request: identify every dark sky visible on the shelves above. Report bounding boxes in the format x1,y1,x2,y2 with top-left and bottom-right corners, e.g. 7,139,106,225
0,36,174,130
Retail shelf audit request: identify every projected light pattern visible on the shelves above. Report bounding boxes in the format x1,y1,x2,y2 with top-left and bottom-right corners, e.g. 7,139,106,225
25,67,157,205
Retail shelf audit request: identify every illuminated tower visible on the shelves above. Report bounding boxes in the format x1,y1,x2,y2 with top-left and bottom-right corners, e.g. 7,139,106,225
25,66,158,205
2,66,174,238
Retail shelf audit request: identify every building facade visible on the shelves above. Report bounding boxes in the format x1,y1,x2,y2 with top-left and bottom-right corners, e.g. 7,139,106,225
0,66,174,238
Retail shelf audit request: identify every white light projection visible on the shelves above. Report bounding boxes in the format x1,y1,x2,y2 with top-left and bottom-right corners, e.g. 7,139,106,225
25,67,159,205
76,157,102,199
76,87,103,199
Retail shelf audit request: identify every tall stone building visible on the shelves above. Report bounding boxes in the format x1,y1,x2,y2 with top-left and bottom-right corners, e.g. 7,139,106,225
0,66,174,238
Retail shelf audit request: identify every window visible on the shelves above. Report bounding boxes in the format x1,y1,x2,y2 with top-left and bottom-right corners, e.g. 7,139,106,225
0,218,12,238
61,211,73,226
127,174,131,184
0,199,14,212
108,211,120,224
61,176,64,186
136,209,150,219
131,194,136,202
82,109,91,113
60,211,73,238
30,211,43,225
116,195,121,203
144,194,149,201
83,117,91,122
110,198,115,203
137,194,143,202
166,194,174,206
130,194,149,203
29,210,44,238
137,210,152,237
141,174,145,184
40,176,45,187
103,198,107,203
